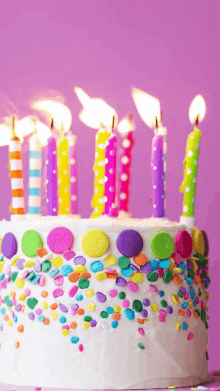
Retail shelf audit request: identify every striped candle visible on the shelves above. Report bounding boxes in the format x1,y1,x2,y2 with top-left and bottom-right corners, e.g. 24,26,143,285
67,130,78,215
9,118,25,217
28,128,42,215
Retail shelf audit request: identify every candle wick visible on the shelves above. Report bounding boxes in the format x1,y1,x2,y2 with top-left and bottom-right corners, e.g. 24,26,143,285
155,116,158,129
160,110,162,125
12,116,16,138
51,118,54,130
195,115,199,127
112,115,115,131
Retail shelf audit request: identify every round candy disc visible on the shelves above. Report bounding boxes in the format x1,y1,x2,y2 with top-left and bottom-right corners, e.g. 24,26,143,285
1,232,17,259
47,227,74,254
81,229,110,258
150,231,173,259
116,230,143,257
176,230,192,258
201,231,209,257
192,228,205,255
22,230,43,257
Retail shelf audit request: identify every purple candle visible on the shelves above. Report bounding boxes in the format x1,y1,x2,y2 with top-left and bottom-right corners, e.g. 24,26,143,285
104,127,118,218
151,130,164,218
46,119,58,216
67,130,78,215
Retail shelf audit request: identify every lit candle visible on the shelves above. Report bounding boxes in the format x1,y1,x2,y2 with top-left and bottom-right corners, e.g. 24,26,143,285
118,113,135,216
104,116,118,218
151,119,165,218
158,122,167,216
67,128,78,215
46,119,58,216
57,123,70,215
180,95,206,220
28,120,42,215
9,117,25,219
91,123,111,217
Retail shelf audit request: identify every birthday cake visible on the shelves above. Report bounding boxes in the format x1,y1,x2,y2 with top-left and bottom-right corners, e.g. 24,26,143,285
0,217,209,389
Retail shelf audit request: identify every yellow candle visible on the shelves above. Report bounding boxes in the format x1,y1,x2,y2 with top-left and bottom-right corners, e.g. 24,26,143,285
57,124,70,214
91,124,111,218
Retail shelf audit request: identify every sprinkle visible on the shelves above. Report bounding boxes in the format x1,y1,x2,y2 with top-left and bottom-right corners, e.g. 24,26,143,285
78,344,84,352
186,309,192,317
71,336,79,344
63,250,76,261
17,324,24,333
73,256,86,265
121,266,133,277
163,270,173,283
149,284,159,293
121,299,130,308
114,305,121,313
36,308,42,315
49,269,60,278
138,343,145,349
68,272,79,283
111,320,118,328
62,329,69,336
173,275,183,285
109,289,118,297
133,300,142,312
134,253,147,266
158,259,171,269
90,319,97,327
41,261,52,273
15,341,20,349
149,259,159,271
117,256,130,269
171,294,179,304
124,308,135,320
50,303,58,310
159,315,166,322
15,278,25,289
82,321,90,329
187,332,194,340
26,298,38,309
182,322,188,330
23,260,35,268
42,301,49,310
178,309,185,316
160,300,168,307
78,278,89,289
84,290,94,300
112,312,121,320
140,263,151,274
75,265,87,274
77,308,85,316
51,311,58,320
96,292,107,303
175,322,181,330
127,281,139,292
59,303,68,313
104,254,117,266
38,275,45,287
119,291,126,299
7,319,13,326
76,294,83,301
143,298,150,307
138,327,145,335
52,288,64,298
185,277,194,285
19,294,26,301
59,316,66,324
141,309,148,318
38,315,45,322
132,272,144,284
151,303,158,312
70,321,77,329
147,271,158,282
28,312,35,320
41,291,48,298
43,318,50,325
158,267,164,278
106,307,114,314
90,261,103,273
101,311,108,318
61,264,73,276
95,271,107,281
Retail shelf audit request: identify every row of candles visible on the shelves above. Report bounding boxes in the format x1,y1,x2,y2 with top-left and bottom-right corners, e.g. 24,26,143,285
8,91,206,221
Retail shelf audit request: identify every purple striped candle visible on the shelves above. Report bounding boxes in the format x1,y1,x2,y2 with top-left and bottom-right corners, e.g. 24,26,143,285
151,132,164,218
67,130,78,215
46,134,58,216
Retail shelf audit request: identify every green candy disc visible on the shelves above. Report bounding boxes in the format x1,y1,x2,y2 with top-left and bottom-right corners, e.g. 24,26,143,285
22,230,43,257
150,232,173,259
27,297,38,309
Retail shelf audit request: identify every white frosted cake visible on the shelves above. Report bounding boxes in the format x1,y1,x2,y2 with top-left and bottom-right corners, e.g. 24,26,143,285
0,217,209,389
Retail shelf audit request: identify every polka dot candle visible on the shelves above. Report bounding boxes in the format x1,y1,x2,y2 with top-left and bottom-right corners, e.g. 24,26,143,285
45,119,58,216
104,121,118,217
67,130,78,215
151,127,165,218
57,124,70,215
28,126,42,215
91,124,111,218
118,113,135,215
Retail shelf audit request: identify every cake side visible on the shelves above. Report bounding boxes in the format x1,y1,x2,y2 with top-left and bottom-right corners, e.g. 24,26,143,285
0,218,209,389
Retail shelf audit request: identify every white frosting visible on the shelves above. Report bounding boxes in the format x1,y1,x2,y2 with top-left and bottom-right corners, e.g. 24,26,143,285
0,217,208,388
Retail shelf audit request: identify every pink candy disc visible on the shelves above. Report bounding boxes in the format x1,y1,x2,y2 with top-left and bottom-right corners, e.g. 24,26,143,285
176,230,192,258
63,250,76,261
187,332,194,340
121,299,130,308
47,227,74,254
138,328,145,335
127,281,139,292
38,275,45,287
149,284,159,293
109,289,117,297
54,275,64,286
53,288,64,298
68,285,78,297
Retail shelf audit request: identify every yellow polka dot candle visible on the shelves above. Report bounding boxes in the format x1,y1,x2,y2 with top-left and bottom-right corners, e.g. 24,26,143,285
180,95,206,220
91,124,111,218
57,123,70,215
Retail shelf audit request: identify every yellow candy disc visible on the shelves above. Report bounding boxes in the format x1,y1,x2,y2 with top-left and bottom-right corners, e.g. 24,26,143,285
95,271,107,281
15,278,25,289
151,303,158,312
171,294,179,304
51,311,58,320
75,265,87,273
131,272,144,284
104,254,117,266
23,261,35,268
114,305,121,313
87,303,96,311
82,322,90,329
52,256,63,268
18,294,26,301
81,228,110,258
42,302,49,310
172,267,182,274
189,301,193,308
62,329,69,336
175,322,181,330
7,320,13,327
86,289,94,298
192,228,205,255
12,256,20,266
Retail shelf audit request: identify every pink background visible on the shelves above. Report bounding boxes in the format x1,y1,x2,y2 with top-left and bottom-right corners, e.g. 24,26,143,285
0,0,219,379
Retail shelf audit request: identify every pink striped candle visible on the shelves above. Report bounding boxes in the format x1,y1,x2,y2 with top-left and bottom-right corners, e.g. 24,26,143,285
46,119,58,216
118,114,135,214
67,129,78,215
104,123,118,218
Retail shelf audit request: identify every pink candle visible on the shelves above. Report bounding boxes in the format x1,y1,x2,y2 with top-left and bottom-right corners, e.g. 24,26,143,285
104,118,118,217
46,119,58,216
118,113,135,214
67,129,78,215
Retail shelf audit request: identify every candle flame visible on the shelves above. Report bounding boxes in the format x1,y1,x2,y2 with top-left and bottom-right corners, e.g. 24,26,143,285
74,87,117,129
132,87,161,129
189,95,206,124
118,116,135,134
31,100,72,132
